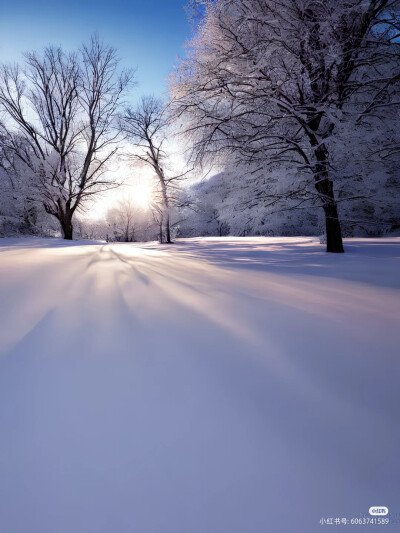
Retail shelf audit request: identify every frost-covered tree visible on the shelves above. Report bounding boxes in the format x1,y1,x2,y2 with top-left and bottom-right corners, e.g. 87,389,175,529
172,0,400,252
108,197,137,242
74,201,159,243
120,96,192,243
106,196,150,242
179,155,400,239
0,129,56,236
0,37,133,239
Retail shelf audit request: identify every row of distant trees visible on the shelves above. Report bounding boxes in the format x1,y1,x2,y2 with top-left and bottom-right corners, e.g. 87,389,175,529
1,1,400,252
75,198,156,243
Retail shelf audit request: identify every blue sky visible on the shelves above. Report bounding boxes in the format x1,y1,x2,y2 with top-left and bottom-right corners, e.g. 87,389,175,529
0,0,191,99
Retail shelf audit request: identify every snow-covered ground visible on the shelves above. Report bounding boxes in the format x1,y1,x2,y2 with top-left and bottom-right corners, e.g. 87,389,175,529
0,236,399,533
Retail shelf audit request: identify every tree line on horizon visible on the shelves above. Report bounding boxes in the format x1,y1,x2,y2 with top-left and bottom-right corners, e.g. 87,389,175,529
1,1,400,252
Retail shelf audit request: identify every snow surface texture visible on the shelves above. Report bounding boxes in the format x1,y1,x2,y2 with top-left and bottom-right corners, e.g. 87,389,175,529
0,237,399,533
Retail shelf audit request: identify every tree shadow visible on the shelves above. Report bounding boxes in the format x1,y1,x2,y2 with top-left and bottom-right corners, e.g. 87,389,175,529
0,237,103,253
160,237,400,289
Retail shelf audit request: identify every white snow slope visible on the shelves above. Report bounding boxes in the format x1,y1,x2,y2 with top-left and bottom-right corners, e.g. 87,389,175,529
0,236,399,533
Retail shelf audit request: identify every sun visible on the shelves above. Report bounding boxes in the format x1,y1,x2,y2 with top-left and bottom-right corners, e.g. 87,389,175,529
88,171,155,220
131,179,153,208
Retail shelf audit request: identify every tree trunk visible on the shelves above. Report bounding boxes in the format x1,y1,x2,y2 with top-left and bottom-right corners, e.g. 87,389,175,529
158,216,164,244
59,212,73,240
323,202,344,253
316,178,344,253
310,140,344,254
165,212,172,244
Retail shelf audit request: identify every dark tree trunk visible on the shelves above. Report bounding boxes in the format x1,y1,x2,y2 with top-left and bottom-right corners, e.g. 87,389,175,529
310,139,344,254
165,213,172,244
323,202,344,253
158,218,164,243
316,178,344,253
158,178,173,244
59,211,74,240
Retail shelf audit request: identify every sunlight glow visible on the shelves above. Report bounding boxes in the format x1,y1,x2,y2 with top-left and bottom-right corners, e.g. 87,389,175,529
130,179,153,208
89,167,155,221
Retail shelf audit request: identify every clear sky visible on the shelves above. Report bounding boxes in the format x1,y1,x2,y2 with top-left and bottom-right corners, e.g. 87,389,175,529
0,0,191,100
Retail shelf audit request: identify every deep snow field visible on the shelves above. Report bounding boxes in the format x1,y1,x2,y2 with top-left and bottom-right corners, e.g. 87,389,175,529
0,236,399,533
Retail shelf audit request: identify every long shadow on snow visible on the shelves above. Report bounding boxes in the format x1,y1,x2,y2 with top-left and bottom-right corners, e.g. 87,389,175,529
0,238,103,253
148,238,400,290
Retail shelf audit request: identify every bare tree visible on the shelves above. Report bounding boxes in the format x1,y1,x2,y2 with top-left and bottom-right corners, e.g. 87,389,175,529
0,36,133,239
107,196,138,242
120,96,191,244
172,0,400,252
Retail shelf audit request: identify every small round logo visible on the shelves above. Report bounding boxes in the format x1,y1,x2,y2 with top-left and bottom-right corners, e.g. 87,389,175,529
369,507,389,516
